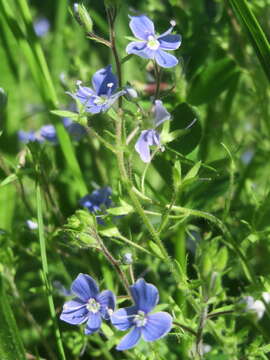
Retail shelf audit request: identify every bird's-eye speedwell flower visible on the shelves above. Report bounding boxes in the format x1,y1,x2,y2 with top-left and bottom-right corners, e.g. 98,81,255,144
60,274,115,334
79,187,112,224
126,15,181,68
111,278,172,351
79,187,112,213
68,65,125,114
135,100,171,163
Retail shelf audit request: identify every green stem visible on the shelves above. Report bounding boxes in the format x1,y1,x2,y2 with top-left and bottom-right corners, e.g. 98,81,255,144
36,184,66,360
154,61,161,100
93,230,130,295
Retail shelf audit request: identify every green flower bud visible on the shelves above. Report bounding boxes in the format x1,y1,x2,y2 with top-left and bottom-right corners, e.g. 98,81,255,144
73,3,93,33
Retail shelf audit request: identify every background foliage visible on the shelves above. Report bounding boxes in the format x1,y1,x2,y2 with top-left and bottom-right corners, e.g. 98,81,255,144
1,0,270,359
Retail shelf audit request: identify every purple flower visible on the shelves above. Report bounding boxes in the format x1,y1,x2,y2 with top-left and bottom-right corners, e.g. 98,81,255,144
68,65,125,114
111,278,172,351
34,17,50,37
40,124,58,143
79,187,112,224
18,130,39,143
60,274,115,334
135,100,171,163
79,187,112,213
126,15,181,68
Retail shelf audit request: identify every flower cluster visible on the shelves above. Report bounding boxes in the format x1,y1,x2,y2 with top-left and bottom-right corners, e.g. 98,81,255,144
18,116,86,144
60,275,172,351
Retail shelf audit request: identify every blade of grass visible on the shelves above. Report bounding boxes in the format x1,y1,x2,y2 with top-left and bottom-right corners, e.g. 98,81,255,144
36,183,66,360
0,275,26,360
0,0,87,197
228,0,270,82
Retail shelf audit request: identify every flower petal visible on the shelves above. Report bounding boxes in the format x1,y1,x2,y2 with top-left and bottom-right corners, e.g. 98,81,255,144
130,278,159,313
71,274,99,301
74,86,95,106
126,41,155,59
111,306,137,331
129,15,155,40
158,34,181,50
154,49,178,68
98,290,116,320
84,312,102,334
135,130,160,163
40,125,57,143
154,100,171,127
92,65,118,96
60,298,89,325
142,312,172,341
116,327,142,351
135,131,151,163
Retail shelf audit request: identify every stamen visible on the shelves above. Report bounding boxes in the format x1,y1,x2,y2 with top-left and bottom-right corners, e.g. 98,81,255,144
170,20,176,27
86,298,100,313
76,80,82,86
107,82,114,88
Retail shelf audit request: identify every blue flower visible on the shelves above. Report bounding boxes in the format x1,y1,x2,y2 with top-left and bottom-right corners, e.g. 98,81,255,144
68,65,125,114
18,130,40,143
40,124,58,143
60,274,115,334
126,15,181,68
79,187,112,213
111,278,172,351
34,17,50,37
79,187,112,224
135,100,171,163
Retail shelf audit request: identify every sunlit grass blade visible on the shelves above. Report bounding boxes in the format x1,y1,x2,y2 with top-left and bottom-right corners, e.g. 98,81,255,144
36,184,66,360
0,275,26,360
228,0,270,82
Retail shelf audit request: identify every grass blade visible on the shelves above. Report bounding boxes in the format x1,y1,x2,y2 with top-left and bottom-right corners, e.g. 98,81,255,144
0,275,26,360
228,0,270,82
36,183,66,360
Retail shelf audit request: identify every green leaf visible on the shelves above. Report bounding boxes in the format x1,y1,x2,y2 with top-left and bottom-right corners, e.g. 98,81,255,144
0,173,17,187
99,224,121,238
0,275,26,360
228,0,270,82
184,161,201,181
106,200,134,216
169,103,202,155
187,58,240,105
149,241,166,260
50,110,79,120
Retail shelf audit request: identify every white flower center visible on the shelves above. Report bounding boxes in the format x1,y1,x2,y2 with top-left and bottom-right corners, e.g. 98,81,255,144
87,298,100,313
147,35,160,50
94,96,107,105
134,310,147,327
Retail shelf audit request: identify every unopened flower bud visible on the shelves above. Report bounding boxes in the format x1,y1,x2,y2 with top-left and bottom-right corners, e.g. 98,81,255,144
73,3,93,33
124,86,138,99
122,252,133,265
